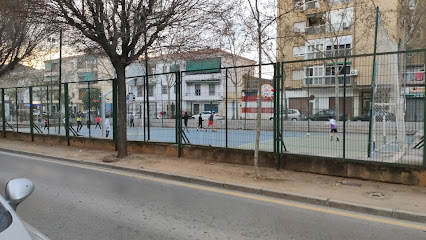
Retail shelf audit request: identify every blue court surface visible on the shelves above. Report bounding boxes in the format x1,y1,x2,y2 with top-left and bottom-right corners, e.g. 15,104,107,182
12,125,411,161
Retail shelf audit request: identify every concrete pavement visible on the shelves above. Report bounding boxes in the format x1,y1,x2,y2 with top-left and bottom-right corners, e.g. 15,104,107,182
0,139,425,224
0,151,425,240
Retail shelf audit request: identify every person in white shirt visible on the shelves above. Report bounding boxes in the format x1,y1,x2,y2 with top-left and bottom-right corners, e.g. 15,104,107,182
327,116,339,141
105,115,111,137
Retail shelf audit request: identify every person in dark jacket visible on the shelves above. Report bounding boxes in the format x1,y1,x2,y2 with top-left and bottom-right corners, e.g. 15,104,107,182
183,112,189,132
197,113,203,131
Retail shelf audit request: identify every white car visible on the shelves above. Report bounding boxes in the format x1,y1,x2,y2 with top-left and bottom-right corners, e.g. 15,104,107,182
269,109,304,121
0,178,50,240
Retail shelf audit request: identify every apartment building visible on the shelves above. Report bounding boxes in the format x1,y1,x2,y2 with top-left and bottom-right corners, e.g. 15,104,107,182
126,49,255,119
44,55,115,114
277,0,424,119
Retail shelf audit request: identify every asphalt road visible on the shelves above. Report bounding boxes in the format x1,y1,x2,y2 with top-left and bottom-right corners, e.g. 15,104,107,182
0,152,424,240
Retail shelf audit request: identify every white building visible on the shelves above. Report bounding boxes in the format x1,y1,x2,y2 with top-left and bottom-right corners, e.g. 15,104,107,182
44,54,115,114
126,49,255,119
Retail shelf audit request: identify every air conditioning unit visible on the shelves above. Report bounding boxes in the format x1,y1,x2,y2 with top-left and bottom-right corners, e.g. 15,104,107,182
350,70,358,76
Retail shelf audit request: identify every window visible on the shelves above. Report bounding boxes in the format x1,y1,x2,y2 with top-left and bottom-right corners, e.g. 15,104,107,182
307,13,325,27
292,70,305,80
78,88,85,100
329,0,353,5
137,85,143,97
306,13,325,34
148,64,156,75
305,0,319,10
325,43,351,57
305,66,324,85
44,76,59,82
209,84,215,96
293,22,306,33
195,84,201,96
305,43,324,59
326,64,350,76
51,62,59,72
45,62,59,72
404,66,424,82
293,46,305,57
328,7,354,31
325,63,351,85
408,0,416,10
162,85,167,94
170,64,180,72
77,57,96,69
149,85,154,97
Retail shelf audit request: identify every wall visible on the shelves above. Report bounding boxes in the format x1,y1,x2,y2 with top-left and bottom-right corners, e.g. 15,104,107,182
1,131,425,186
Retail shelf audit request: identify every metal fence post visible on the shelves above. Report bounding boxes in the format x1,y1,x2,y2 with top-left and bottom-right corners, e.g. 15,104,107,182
281,62,285,154
88,82,91,138
143,76,146,142
276,62,281,170
176,71,182,157
29,87,34,141
273,64,277,155
64,83,70,146
2,89,5,138
225,69,228,148
274,62,281,169
368,7,380,157
175,74,178,144
146,75,150,141
46,85,49,134
15,88,18,132
113,79,118,150
343,58,347,160
423,51,426,167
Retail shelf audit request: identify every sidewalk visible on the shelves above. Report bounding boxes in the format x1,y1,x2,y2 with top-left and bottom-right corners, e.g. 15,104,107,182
0,139,425,222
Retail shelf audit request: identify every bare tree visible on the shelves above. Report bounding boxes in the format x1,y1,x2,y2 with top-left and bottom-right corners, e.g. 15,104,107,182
0,0,46,77
245,0,275,178
398,0,426,50
243,0,294,177
49,0,210,158
205,0,255,120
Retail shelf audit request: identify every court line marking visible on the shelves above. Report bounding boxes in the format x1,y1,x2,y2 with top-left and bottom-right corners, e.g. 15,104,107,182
2,151,426,231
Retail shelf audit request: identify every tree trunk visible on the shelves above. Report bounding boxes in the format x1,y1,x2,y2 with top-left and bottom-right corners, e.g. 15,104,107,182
334,62,340,121
115,63,128,158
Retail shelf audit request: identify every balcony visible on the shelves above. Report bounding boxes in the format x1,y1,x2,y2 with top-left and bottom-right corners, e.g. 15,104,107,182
305,25,325,35
304,76,352,86
294,0,320,11
183,92,223,101
304,0,320,10
305,52,323,60
404,71,425,84
324,48,352,58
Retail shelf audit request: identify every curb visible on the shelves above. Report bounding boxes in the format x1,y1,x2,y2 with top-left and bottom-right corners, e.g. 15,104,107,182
1,147,425,224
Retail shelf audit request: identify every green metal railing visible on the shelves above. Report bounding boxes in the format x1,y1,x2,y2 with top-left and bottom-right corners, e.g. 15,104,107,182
0,49,425,168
